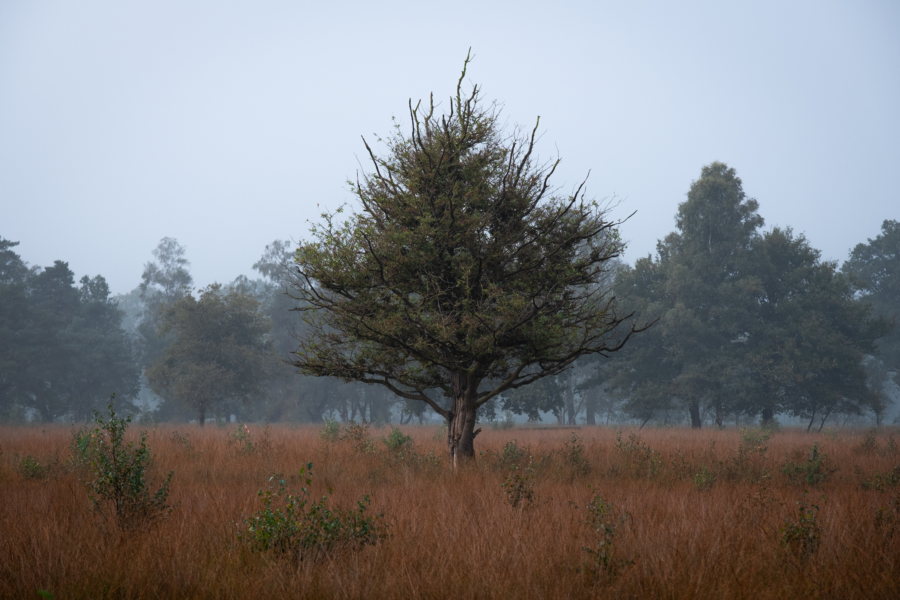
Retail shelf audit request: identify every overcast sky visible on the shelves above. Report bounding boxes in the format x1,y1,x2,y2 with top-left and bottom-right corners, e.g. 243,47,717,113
2,0,898,295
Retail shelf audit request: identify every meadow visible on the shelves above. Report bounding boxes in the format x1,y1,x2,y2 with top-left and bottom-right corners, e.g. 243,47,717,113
1,421,898,599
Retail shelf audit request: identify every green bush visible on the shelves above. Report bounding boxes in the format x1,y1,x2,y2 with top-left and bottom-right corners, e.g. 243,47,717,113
501,463,535,510
239,463,386,559
694,465,716,491
581,486,634,577
381,426,413,452
562,433,590,476
16,453,58,480
319,418,341,442
780,491,823,559
83,401,174,531
340,421,375,454
861,465,900,493
779,442,837,486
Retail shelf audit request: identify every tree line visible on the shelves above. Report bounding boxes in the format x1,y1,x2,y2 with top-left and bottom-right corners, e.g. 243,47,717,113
1,65,897,434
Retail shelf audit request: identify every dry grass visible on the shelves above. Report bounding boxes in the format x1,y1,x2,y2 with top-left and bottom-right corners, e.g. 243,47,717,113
1,422,898,599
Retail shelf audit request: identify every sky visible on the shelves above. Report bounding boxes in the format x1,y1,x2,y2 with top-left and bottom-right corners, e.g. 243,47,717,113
1,0,898,295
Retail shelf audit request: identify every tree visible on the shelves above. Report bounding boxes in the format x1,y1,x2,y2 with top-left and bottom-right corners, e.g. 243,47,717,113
0,238,140,422
842,220,900,418
742,227,887,430
609,163,762,428
288,56,644,464
147,284,271,425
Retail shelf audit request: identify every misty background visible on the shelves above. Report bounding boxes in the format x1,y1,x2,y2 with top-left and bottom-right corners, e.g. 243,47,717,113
1,1,898,427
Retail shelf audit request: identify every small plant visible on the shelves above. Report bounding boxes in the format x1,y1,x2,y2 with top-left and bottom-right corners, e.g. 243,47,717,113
382,426,413,452
501,462,536,510
84,400,174,531
861,465,900,493
562,433,590,476
67,425,94,473
694,465,716,491
340,420,375,453
780,490,824,559
319,418,341,442
229,423,257,455
853,428,879,455
581,486,634,577
873,490,899,538
493,439,529,471
15,453,58,480
779,442,837,486
239,463,386,559
614,431,662,478
432,423,448,442
170,431,196,455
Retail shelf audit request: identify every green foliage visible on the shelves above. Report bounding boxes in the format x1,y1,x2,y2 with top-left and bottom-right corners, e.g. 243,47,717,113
873,490,899,538
83,401,174,530
581,486,634,577
318,418,341,442
562,433,590,476
780,491,824,559
228,423,257,456
501,463,536,510
861,465,900,493
694,465,716,491
287,57,641,459
491,439,529,471
614,431,662,478
170,430,197,456
239,463,386,559
381,426,413,452
146,283,272,426
779,442,837,486
15,453,58,480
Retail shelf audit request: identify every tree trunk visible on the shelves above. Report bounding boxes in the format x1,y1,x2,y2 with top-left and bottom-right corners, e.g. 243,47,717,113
689,402,702,429
447,371,480,468
817,409,832,433
566,372,576,425
585,387,597,426
761,407,774,426
198,408,206,427
715,401,724,429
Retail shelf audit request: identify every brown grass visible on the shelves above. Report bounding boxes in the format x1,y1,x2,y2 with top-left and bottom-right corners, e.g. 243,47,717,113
1,423,898,599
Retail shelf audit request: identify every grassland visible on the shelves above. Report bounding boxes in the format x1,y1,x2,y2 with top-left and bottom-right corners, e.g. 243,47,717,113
1,422,898,599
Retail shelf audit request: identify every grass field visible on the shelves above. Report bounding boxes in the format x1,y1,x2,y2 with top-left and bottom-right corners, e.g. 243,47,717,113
1,422,898,599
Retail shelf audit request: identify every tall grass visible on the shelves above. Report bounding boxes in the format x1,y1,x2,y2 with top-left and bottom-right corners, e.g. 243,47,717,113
1,424,898,598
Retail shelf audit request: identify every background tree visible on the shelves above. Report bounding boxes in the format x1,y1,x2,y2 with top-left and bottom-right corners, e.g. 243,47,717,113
842,219,900,421
289,56,643,464
147,283,271,425
609,163,762,428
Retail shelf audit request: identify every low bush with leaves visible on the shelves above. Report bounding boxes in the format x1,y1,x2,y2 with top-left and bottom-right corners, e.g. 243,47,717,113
319,418,341,442
15,453,59,480
861,465,900,493
694,465,716,491
614,431,662,478
779,442,837,486
501,463,536,510
239,463,386,559
562,433,590,476
228,423,257,456
780,491,824,559
580,486,634,578
381,426,413,453
83,401,174,531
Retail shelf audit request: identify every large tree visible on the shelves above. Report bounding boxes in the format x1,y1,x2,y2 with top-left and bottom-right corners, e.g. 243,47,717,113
288,57,644,464
147,284,271,425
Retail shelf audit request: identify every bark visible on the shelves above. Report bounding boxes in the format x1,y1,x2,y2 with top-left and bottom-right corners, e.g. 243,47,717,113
198,408,206,427
565,372,576,426
689,402,702,429
715,401,724,429
447,371,481,468
585,387,597,426
817,409,832,433
761,407,774,426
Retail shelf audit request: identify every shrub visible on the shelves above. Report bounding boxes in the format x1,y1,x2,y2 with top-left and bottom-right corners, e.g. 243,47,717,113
15,453,58,480
319,418,341,442
581,486,634,577
501,463,535,510
614,431,662,478
780,491,823,559
562,433,590,476
229,423,257,455
382,426,413,452
694,465,716,491
239,463,386,559
83,401,174,531
340,421,375,454
779,442,837,486
861,465,900,493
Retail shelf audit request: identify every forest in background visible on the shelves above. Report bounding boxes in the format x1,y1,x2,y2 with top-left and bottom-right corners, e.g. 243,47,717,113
1,165,897,429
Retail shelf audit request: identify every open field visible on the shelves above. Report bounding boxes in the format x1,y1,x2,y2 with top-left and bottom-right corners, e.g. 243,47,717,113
1,423,899,599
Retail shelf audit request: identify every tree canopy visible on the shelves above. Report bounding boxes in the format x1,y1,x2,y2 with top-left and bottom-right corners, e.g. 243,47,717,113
288,56,644,463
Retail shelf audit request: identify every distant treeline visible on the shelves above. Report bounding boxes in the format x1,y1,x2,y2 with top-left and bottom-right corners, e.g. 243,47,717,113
1,165,897,427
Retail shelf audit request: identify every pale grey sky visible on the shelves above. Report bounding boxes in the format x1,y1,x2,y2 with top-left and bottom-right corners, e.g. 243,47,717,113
2,0,898,294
